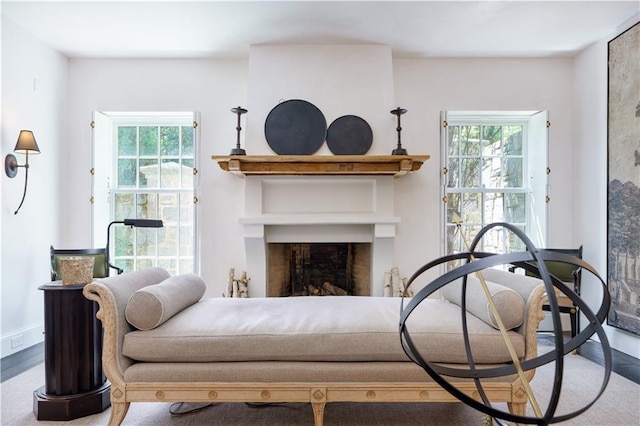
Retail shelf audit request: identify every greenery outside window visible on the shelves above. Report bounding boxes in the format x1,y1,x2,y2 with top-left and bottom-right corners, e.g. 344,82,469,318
441,111,548,269
92,112,199,275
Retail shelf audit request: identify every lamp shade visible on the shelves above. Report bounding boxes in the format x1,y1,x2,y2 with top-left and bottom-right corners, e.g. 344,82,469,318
14,130,41,154
123,219,163,228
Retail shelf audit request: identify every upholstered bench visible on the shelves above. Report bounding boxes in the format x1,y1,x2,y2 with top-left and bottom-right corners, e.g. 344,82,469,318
84,267,546,425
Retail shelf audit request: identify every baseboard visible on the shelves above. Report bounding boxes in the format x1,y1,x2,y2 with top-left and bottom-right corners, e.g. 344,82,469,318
1,342,44,382
1,323,44,359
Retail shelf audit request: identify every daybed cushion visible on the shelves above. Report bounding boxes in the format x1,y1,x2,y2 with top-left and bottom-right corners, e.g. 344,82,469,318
441,274,526,330
122,296,525,364
125,273,206,330
123,361,520,384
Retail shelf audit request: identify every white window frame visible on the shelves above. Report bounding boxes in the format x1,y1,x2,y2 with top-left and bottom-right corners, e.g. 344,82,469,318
440,111,549,259
91,111,200,276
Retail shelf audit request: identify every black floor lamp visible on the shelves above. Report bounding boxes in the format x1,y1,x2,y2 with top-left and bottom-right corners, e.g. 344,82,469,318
106,219,163,274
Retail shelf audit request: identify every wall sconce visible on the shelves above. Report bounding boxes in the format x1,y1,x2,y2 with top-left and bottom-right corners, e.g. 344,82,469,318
106,218,164,274
5,130,41,215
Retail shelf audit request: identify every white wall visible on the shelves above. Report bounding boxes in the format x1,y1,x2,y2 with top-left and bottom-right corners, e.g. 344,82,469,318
574,17,640,358
392,58,575,286
4,21,637,359
65,59,248,299
245,44,395,154
63,56,575,299
1,18,67,357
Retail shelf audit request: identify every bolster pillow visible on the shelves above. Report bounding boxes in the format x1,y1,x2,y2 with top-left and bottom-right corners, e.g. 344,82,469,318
125,273,206,330
441,274,525,330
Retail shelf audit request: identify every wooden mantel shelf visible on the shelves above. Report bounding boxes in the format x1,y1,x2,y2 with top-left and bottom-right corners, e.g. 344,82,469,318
211,155,430,177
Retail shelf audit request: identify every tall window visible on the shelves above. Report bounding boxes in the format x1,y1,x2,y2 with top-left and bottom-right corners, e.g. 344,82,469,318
442,111,548,266
92,112,199,275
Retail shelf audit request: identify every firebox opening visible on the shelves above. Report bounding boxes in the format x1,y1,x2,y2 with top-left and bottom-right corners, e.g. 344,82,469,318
268,243,371,297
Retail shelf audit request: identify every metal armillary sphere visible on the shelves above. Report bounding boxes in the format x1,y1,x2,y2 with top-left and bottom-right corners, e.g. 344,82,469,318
399,222,612,425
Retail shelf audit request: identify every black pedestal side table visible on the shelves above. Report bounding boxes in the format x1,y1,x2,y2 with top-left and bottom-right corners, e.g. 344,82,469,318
33,282,110,420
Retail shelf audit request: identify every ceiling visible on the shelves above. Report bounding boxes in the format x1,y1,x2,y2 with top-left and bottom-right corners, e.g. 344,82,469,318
2,1,638,59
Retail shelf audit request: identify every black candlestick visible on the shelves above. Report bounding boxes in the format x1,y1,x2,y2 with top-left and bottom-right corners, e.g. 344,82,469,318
390,107,408,155
230,106,248,156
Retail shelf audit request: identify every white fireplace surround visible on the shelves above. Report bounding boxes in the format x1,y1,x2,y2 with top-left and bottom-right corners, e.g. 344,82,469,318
241,175,399,297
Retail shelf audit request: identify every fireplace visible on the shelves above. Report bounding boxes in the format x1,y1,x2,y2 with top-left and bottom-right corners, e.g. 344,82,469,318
268,242,371,297
240,175,399,297
219,44,433,297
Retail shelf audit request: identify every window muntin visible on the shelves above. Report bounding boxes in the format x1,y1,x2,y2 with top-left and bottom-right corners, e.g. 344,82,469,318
444,120,528,262
111,119,195,275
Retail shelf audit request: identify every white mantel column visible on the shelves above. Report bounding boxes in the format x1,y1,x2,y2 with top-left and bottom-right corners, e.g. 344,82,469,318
243,224,267,297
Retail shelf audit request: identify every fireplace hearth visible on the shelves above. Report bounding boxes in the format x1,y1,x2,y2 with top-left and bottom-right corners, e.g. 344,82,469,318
268,243,371,297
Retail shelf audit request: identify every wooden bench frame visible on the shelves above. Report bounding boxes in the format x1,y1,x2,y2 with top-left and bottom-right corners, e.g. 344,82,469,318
84,272,546,425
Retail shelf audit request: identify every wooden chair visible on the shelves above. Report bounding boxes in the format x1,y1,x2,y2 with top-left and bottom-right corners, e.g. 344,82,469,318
50,246,110,282
511,246,583,338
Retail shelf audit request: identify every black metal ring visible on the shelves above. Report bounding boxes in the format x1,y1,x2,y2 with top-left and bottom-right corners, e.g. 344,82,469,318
399,222,611,425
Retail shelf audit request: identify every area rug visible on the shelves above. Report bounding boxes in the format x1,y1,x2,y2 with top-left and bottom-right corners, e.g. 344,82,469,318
1,346,638,425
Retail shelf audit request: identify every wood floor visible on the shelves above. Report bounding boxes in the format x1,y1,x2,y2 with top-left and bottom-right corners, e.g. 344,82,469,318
537,332,639,385
1,342,44,383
